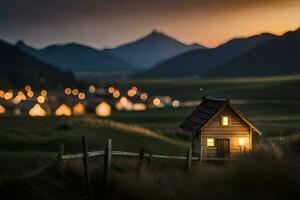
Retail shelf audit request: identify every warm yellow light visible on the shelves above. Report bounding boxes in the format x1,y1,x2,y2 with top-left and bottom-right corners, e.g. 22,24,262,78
118,96,133,111
207,138,215,147
88,85,96,94
0,105,5,114
153,98,161,106
172,100,180,108
78,92,86,100
41,90,47,97
140,93,148,101
4,92,13,100
37,96,46,104
0,90,5,98
29,104,46,117
238,138,246,146
222,116,229,126
132,86,138,92
55,104,72,116
96,102,111,117
108,86,115,94
27,91,34,98
25,85,32,92
17,91,26,101
12,96,22,104
73,102,85,115
72,89,79,96
64,88,72,95
133,103,147,111
127,89,137,97
112,90,120,99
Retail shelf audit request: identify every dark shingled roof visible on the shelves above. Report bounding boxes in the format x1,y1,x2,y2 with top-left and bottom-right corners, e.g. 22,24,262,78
180,96,228,134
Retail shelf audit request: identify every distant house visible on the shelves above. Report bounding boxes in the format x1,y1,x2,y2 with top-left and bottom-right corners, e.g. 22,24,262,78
180,96,262,160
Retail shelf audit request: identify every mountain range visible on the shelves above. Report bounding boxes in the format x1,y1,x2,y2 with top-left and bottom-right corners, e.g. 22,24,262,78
16,30,205,75
138,33,277,77
0,40,77,89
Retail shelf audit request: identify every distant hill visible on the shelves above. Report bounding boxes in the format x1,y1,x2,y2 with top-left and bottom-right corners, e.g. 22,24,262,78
103,30,205,70
138,33,277,77
16,41,135,75
206,28,300,77
0,40,77,89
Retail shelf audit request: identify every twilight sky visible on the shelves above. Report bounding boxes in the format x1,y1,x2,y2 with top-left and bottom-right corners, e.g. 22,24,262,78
1,0,300,49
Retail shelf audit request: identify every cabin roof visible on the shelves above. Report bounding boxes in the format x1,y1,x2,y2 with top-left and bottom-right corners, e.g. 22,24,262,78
180,96,262,135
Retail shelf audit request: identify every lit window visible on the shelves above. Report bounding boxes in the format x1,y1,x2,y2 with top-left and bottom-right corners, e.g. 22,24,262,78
207,138,215,147
238,138,245,146
222,116,230,126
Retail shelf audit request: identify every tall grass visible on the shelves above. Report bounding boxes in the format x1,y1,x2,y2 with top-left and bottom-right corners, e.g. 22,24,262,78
1,139,300,200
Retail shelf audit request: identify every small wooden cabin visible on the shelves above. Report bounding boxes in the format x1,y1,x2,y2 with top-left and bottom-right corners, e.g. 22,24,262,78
180,96,262,160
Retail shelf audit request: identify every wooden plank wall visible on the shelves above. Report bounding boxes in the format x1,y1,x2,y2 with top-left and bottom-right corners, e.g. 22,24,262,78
200,107,251,158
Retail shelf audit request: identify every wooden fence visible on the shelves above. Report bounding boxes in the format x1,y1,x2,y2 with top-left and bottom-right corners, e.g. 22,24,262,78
56,136,198,198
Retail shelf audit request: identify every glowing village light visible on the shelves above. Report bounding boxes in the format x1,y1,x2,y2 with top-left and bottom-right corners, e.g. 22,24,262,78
0,105,6,114
12,96,22,104
27,90,34,98
55,104,72,116
25,85,32,92
17,91,27,101
64,88,72,95
41,90,48,97
95,102,111,117
117,96,133,111
4,91,13,100
127,89,137,97
88,85,96,94
153,98,161,106
72,89,79,96
73,102,85,115
78,92,86,100
29,104,46,117
172,100,180,108
112,90,120,99
133,103,147,111
108,86,115,94
140,92,148,101
0,90,5,98
37,95,46,104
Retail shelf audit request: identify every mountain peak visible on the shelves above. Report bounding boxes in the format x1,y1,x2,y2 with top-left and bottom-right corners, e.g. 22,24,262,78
15,40,27,47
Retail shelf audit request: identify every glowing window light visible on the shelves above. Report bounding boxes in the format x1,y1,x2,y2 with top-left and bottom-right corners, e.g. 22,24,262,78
88,85,96,94
55,104,72,116
133,103,147,111
108,86,115,94
95,102,111,117
73,102,85,115
41,90,47,97
17,91,26,101
238,138,246,146
140,93,148,101
115,101,123,110
0,105,6,114
207,138,215,147
132,86,138,91
127,89,137,97
222,116,230,126
27,91,34,98
37,96,46,104
12,96,22,104
0,90,5,98
25,85,32,92
112,90,120,98
153,98,161,106
64,88,72,95
29,104,46,117
72,89,79,96
172,100,180,108
4,92,13,100
78,92,85,100
119,96,133,111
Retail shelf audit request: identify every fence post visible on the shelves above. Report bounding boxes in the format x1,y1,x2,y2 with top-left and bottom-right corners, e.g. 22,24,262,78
137,147,144,176
104,139,112,188
81,136,91,198
57,144,64,167
147,146,153,169
186,145,192,171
